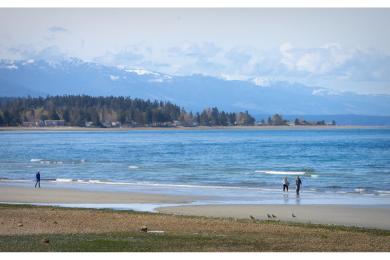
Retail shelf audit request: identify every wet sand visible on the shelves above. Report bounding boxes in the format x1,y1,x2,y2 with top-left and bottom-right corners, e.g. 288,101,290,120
0,185,198,204
158,204,390,230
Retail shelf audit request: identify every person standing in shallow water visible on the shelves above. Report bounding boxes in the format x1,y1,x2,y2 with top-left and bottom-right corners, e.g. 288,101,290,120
296,176,302,195
282,177,289,192
35,171,41,188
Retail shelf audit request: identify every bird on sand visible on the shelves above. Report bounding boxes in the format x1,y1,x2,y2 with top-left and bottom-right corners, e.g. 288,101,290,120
267,214,272,219
292,213,296,218
250,215,256,221
272,214,277,218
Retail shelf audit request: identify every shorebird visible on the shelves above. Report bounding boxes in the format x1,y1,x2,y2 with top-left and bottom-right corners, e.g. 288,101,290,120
250,215,256,221
267,214,272,219
272,214,277,218
292,213,296,218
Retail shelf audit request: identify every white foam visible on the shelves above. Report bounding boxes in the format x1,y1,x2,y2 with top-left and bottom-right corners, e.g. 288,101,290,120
354,188,366,193
55,178,74,182
376,190,390,194
40,160,51,164
128,165,139,169
255,170,306,175
88,179,101,184
31,159,63,164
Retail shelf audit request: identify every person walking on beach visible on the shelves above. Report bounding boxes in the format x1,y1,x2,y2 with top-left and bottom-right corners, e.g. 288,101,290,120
34,171,41,188
296,176,302,195
282,177,289,192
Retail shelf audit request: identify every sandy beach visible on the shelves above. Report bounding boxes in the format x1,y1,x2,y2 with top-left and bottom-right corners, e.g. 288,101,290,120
158,204,390,230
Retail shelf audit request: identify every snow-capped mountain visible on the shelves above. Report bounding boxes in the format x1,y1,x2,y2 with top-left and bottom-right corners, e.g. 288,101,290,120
1,58,390,116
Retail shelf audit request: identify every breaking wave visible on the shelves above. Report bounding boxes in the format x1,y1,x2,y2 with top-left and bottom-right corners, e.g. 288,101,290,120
30,159,84,164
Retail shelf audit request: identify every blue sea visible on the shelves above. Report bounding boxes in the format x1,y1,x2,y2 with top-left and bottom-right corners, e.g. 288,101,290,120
1,128,390,206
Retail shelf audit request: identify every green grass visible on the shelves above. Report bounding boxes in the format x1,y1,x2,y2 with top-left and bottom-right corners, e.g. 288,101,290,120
0,232,270,252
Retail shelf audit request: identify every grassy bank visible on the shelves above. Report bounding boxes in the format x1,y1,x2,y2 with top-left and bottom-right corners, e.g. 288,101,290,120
0,204,389,252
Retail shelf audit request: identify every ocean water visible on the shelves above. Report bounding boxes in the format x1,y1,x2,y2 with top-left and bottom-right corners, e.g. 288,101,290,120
1,128,390,205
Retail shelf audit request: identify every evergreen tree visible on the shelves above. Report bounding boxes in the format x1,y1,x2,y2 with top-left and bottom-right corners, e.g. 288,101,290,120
0,95,257,128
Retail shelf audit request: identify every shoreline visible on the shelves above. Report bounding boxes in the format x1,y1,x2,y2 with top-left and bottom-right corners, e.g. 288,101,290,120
1,125,389,132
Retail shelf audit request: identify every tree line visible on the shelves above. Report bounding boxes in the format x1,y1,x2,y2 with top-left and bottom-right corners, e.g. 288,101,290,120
258,113,336,126
0,95,255,127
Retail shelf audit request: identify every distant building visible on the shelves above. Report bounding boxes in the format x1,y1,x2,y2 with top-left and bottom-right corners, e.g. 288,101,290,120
85,121,94,127
102,122,112,128
111,121,121,127
100,121,121,128
172,120,182,127
22,121,45,127
44,120,65,127
256,120,266,126
22,121,36,127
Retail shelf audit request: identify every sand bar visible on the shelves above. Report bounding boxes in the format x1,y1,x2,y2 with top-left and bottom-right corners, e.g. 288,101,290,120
158,204,390,230
0,185,198,204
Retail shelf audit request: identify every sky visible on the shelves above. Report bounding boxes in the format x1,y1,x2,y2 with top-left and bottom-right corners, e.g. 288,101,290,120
0,8,390,94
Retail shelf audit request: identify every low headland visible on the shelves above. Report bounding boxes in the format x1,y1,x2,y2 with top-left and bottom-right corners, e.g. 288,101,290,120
0,95,339,130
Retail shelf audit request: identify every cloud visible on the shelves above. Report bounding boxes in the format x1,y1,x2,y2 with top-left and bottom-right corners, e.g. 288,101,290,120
48,26,69,33
109,75,119,81
33,46,68,62
22,59,34,65
5,64,18,70
220,73,248,81
168,42,221,58
104,50,143,63
312,88,341,96
252,76,271,87
280,43,355,75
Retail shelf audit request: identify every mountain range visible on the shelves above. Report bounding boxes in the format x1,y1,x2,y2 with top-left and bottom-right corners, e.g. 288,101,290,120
1,58,390,118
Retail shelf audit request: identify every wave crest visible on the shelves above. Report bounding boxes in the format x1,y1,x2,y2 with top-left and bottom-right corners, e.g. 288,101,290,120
255,170,306,175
